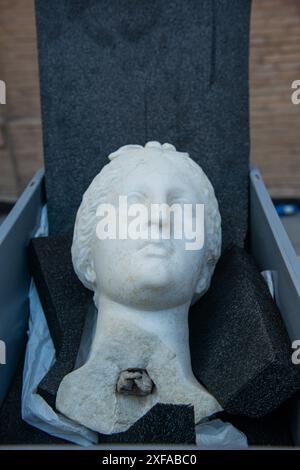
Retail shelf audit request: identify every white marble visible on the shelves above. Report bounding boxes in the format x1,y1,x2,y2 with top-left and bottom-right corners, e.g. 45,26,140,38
56,142,222,434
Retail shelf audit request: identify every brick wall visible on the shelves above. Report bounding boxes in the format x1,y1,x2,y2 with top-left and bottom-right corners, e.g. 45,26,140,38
0,0,299,202
250,0,300,198
0,0,42,202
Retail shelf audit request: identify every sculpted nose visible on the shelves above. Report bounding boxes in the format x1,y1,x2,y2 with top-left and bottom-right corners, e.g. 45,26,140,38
148,203,170,238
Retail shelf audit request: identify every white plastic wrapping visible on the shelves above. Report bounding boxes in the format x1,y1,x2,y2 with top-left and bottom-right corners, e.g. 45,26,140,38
261,270,275,298
196,419,247,448
21,206,97,446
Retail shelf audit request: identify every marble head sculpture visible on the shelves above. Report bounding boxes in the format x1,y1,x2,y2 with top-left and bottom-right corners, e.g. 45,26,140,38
56,141,222,434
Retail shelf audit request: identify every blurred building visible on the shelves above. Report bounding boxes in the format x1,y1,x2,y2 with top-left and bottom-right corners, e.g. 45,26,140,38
0,0,299,202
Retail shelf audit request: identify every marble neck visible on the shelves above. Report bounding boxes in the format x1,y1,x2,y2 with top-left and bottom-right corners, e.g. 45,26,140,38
89,294,194,374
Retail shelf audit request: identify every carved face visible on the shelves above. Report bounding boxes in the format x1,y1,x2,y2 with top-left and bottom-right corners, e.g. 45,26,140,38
89,150,218,310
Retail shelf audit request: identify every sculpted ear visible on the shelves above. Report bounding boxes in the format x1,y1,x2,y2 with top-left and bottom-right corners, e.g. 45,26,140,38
191,275,208,306
195,276,208,296
85,261,96,285
195,257,215,297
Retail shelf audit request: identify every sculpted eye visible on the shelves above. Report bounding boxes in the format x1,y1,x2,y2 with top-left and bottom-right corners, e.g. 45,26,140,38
167,189,191,206
127,191,148,204
169,200,199,220
169,198,189,206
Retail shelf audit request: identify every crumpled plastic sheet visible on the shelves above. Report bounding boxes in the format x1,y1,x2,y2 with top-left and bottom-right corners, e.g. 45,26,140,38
21,206,97,446
261,270,275,299
21,205,248,448
196,419,247,448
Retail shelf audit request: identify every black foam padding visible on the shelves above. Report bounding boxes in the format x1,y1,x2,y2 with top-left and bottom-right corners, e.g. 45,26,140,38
99,403,195,444
189,245,300,418
0,354,68,445
217,403,293,446
28,234,93,406
35,0,251,251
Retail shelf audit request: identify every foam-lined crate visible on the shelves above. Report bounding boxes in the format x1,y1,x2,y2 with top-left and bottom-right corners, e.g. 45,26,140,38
0,166,300,449
1,0,300,449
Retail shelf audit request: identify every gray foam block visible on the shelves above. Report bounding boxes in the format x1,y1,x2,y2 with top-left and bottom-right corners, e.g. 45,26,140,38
35,0,251,251
189,245,300,417
28,234,93,408
99,403,195,444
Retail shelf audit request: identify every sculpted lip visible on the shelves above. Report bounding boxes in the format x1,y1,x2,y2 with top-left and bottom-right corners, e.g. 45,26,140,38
138,241,171,257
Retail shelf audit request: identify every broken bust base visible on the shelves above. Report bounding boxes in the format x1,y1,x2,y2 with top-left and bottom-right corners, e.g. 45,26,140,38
56,310,221,434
